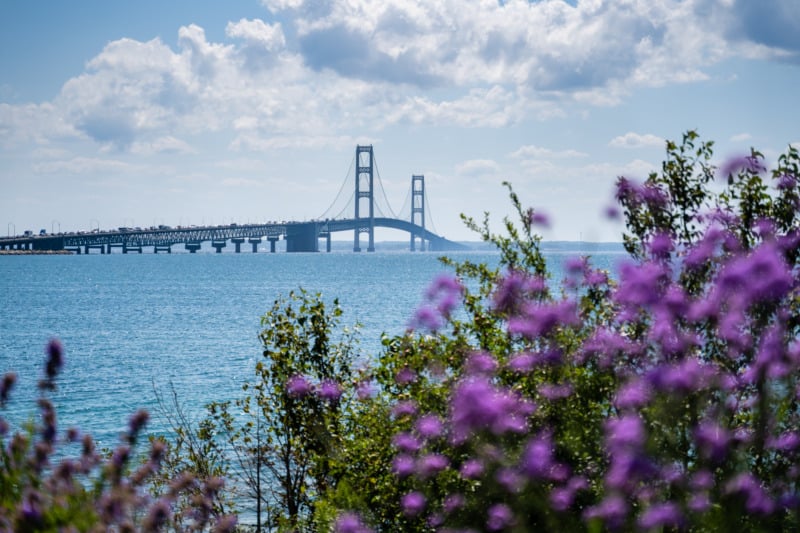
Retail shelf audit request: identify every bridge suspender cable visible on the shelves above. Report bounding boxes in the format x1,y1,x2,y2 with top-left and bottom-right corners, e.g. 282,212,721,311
318,152,356,220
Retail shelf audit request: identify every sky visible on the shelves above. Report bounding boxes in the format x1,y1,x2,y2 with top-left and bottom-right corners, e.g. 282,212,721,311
1,0,798,243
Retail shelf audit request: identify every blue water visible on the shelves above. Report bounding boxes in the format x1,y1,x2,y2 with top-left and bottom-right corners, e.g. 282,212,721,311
0,247,625,448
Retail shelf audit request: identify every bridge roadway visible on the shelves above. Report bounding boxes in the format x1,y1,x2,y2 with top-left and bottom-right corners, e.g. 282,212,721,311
0,219,466,254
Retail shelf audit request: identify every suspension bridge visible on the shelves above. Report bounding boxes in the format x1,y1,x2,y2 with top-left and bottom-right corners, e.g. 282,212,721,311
0,146,466,254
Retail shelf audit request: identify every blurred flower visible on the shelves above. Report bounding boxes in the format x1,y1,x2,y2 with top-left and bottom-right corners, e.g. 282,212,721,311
638,502,684,530
335,512,372,533
486,503,514,531
400,491,426,517
286,374,312,397
417,453,449,479
450,376,534,444
318,379,342,401
719,154,766,179
416,414,444,439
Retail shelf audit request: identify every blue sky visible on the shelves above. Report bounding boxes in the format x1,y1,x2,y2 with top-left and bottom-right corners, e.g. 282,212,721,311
1,0,798,242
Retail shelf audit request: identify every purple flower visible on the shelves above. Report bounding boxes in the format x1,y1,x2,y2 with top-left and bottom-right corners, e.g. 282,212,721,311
529,209,550,228
768,431,800,451
335,512,372,533
409,274,462,331
638,502,684,530
493,271,547,314
450,376,534,444
508,300,579,340
604,205,621,220
395,367,417,386
614,260,668,308
417,453,449,479
507,352,536,372
416,414,444,439
690,470,714,491
551,474,589,511
392,454,415,478
716,241,792,306
411,305,443,331
486,503,514,531
647,231,673,259
459,458,485,479
0,372,16,405
688,493,712,512
20,490,43,526
391,400,417,418
356,379,375,400
585,269,609,287
648,358,717,394
549,487,575,512
538,382,573,401
443,493,465,514
725,473,775,515
128,409,149,436
777,172,797,190
719,154,767,179
392,432,422,453
583,494,628,529
286,374,313,397
496,467,524,493
143,499,171,530
465,351,498,375
318,379,342,401
606,415,646,450
520,431,555,480
614,379,651,410
45,338,64,380
401,491,426,517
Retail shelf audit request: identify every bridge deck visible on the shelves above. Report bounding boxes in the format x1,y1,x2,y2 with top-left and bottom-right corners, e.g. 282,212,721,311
0,219,466,254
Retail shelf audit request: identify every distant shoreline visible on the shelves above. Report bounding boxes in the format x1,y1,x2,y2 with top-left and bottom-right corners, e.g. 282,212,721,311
0,250,73,255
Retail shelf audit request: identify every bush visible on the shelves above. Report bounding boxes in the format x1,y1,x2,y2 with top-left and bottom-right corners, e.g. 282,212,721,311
0,339,237,532
321,133,800,531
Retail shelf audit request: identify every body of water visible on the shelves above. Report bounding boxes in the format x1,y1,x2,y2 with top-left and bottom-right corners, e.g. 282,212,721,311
0,246,625,447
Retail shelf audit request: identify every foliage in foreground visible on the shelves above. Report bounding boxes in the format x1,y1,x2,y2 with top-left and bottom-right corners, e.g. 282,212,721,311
3,132,800,532
0,340,237,531
316,133,800,532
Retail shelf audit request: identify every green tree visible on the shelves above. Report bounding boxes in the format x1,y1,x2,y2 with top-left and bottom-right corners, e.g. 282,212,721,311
207,289,359,531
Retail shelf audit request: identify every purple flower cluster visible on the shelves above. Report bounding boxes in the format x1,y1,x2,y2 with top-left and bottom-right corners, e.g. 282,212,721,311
410,274,463,332
0,342,237,531
358,186,800,530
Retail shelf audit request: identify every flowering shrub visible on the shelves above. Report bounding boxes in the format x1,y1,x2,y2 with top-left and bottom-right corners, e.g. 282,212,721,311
317,134,800,531
0,339,236,531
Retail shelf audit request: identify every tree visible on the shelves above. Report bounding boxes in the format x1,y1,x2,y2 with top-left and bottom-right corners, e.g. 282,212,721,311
206,289,359,531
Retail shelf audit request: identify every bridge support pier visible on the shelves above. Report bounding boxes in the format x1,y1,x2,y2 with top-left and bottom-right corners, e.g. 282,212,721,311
123,244,142,254
232,238,245,253
212,240,227,253
249,238,261,253
326,233,331,253
268,236,279,253
185,242,202,253
85,244,105,254
154,245,172,254
286,224,319,252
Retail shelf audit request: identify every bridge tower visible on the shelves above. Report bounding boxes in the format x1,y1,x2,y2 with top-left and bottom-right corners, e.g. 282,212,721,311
410,174,426,251
354,145,375,252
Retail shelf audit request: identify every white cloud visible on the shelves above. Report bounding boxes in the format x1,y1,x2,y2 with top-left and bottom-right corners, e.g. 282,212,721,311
221,177,264,187
131,136,196,155
32,157,135,175
0,1,795,156
456,159,500,177
511,145,588,159
609,132,664,149
730,132,752,142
